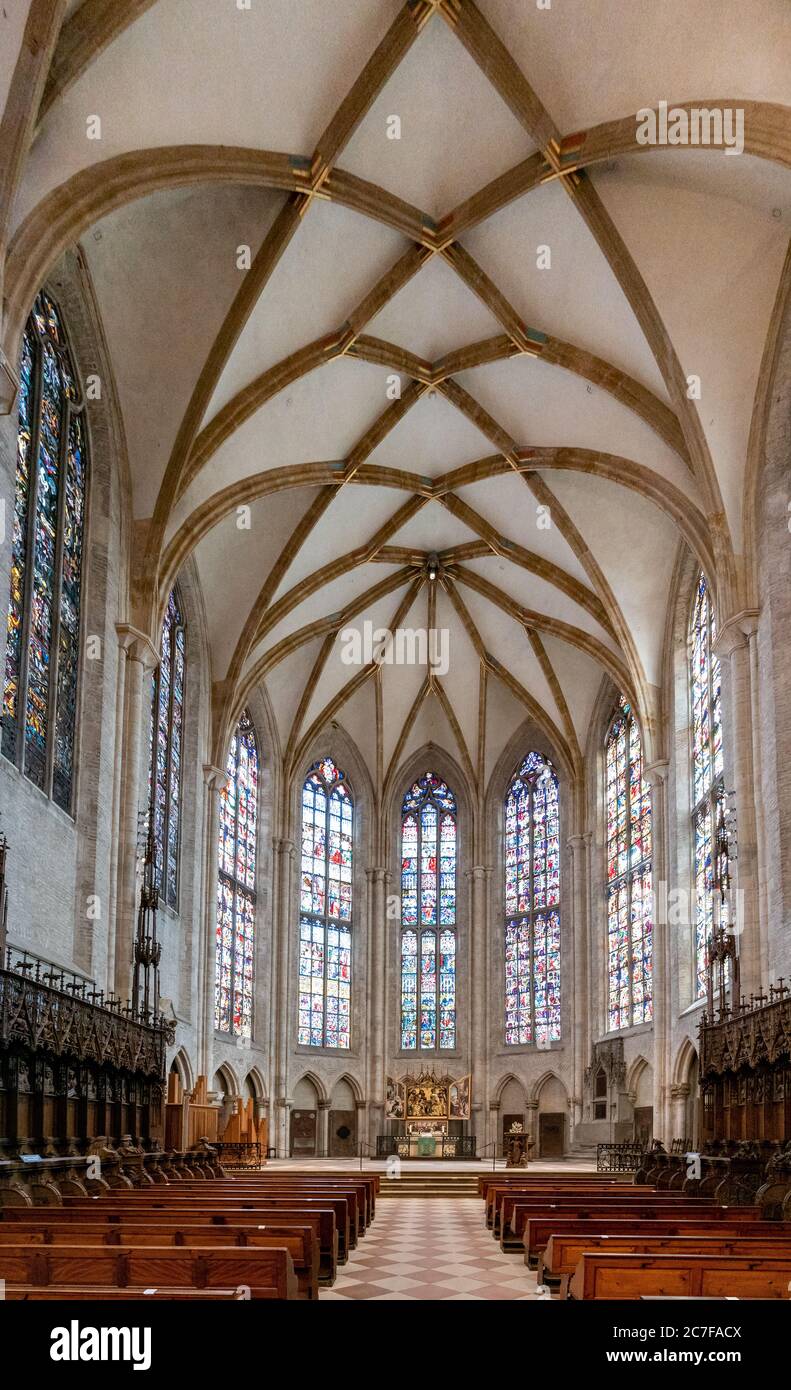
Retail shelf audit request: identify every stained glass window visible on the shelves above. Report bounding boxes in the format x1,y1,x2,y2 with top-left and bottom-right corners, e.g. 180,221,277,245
606,698,652,1030
215,711,258,1037
400,771,457,1049
298,757,353,1048
690,572,729,998
2,291,89,812
149,588,185,909
504,751,561,1045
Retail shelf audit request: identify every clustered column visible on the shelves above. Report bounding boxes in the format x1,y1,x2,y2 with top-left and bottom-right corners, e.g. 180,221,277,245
646,760,670,1146
469,864,488,1143
112,624,158,1002
366,866,387,1147
568,834,589,1133
714,616,763,997
273,837,295,1157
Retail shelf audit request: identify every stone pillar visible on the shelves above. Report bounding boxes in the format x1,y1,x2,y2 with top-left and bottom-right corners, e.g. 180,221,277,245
276,1096,291,1159
113,625,159,1002
583,829,594,1041
568,834,589,1132
468,865,488,1126
366,866,387,1146
525,1099,539,1157
355,1099,367,1158
714,615,762,996
488,1099,500,1157
670,1083,691,1144
197,764,229,1077
646,760,670,1146
273,839,295,1158
317,1098,331,1158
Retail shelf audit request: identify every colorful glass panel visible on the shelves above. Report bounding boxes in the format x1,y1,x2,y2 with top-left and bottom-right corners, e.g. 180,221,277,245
215,712,258,1037
400,772,457,1049
691,573,729,998
298,758,352,1048
149,588,185,909
606,699,653,1030
504,752,561,1045
2,293,88,811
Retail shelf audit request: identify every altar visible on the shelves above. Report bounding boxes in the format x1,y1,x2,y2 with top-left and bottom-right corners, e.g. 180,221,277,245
378,1069,476,1159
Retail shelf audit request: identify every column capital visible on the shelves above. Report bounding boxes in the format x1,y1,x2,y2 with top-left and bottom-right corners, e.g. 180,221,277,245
567,833,588,850
366,866,388,883
645,759,670,787
713,609,760,659
317,1098,331,1111
202,763,229,792
670,1083,691,1100
466,864,490,881
488,1099,501,1112
115,623,159,671
354,1099,367,1111
274,838,296,858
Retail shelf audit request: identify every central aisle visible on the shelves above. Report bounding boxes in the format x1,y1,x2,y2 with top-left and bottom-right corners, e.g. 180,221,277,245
320,1197,543,1300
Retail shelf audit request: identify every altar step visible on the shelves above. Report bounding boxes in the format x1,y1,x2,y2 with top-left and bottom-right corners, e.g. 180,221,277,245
379,1173,480,1199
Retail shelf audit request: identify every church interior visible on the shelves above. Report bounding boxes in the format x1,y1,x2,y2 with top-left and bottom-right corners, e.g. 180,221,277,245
0,0,791,1315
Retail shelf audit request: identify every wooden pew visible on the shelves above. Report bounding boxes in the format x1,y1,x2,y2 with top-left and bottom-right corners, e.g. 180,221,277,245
0,1244,299,1300
0,1222,318,1299
523,1215,783,1269
488,1184,665,1234
484,1181,650,1229
63,1193,353,1262
566,1251,791,1300
501,1199,730,1250
3,1286,258,1300
540,1233,791,1295
87,1185,361,1245
172,1178,374,1232
3,1204,338,1284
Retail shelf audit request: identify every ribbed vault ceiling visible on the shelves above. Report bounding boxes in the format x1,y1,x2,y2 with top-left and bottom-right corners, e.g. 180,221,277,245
15,0,791,788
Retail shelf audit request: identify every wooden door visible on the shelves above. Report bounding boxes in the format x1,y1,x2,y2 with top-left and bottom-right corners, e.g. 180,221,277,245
539,1112,565,1158
329,1109,357,1157
290,1108,317,1157
633,1106,653,1148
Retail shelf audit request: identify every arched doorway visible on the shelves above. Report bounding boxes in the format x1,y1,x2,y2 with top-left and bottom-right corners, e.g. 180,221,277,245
290,1075,320,1157
329,1077,358,1157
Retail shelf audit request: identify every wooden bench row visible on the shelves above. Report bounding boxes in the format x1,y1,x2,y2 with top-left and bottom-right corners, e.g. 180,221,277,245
0,1170,379,1299
0,1244,299,1300
566,1252,791,1300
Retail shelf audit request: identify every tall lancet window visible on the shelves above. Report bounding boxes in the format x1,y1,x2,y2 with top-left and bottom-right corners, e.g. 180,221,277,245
149,587,185,909
690,572,728,999
400,772,457,1050
606,696,653,1030
298,758,353,1048
215,711,258,1037
2,291,89,811
504,752,561,1045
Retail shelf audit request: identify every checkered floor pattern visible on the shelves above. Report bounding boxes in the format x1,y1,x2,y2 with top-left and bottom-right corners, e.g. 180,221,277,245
320,1197,545,1300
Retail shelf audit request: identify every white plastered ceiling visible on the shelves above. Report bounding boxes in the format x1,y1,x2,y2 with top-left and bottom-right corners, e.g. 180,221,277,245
14,0,791,785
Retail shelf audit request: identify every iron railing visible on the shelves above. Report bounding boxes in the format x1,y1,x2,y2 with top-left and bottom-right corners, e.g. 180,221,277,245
376,1134,477,1160
596,1141,645,1173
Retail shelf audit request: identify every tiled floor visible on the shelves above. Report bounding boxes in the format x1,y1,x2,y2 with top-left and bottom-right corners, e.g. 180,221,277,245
320,1197,547,1300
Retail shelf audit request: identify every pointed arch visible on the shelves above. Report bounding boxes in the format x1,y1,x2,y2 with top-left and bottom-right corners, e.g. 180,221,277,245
1,286,90,813
297,754,354,1050
215,708,259,1038
398,766,459,1052
292,1069,328,1106
605,693,653,1031
243,1066,267,1102
503,749,562,1047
